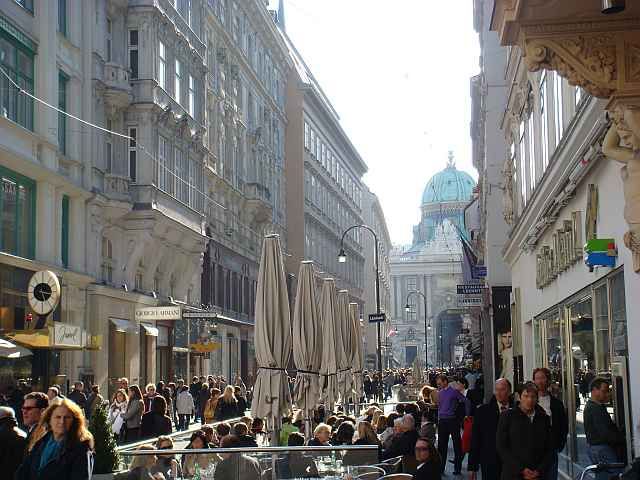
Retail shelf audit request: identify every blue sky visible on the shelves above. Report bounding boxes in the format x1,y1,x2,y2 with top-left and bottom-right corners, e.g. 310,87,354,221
277,0,480,245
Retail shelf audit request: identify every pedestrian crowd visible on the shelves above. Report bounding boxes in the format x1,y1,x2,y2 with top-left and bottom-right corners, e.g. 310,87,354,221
0,373,251,480
0,366,629,480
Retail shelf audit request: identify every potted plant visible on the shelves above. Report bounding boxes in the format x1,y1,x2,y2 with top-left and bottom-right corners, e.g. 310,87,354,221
89,404,120,479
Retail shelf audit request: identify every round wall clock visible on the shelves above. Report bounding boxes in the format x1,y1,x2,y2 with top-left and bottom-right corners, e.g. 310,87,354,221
27,270,61,316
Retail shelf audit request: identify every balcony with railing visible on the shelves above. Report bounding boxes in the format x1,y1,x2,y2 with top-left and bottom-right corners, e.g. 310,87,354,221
245,182,273,225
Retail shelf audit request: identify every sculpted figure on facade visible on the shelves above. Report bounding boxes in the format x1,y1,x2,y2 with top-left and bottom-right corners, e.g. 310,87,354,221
502,153,515,226
602,106,640,272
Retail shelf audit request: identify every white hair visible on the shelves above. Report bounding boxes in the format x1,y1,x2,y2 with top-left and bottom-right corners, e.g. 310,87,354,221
402,414,415,430
393,417,404,428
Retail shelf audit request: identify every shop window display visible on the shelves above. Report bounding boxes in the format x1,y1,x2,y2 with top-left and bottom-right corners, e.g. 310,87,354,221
533,269,629,478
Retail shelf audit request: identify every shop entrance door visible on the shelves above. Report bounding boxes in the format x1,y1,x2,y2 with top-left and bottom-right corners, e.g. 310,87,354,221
611,357,633,465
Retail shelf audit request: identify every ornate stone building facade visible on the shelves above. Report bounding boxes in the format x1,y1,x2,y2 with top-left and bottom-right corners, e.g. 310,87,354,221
0,0,290,397
476,0,640,468
389,161,474,368
282,31,366,307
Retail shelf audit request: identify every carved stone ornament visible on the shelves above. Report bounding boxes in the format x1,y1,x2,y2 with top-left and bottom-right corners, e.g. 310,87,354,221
502,154,515,226
602,99,640,272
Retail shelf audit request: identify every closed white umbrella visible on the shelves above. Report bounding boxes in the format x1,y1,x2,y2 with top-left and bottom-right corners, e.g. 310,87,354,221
349,303,364,403
251,234,292,437
292,261,322,417
337,290,353,407
319,278,339,411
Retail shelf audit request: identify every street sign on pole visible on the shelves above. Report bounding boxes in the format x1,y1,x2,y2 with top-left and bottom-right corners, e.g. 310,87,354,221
456,284,486,295
457,296,484,307
472,265,487,278
368,313,386,323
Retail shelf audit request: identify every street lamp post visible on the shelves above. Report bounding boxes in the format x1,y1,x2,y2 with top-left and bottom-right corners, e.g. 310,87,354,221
338,224,383,402
405,290,431,371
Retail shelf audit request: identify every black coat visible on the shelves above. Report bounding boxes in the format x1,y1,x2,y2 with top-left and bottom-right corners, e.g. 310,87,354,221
215,400,239,421
547,395,569,451
382,429,419,460
214,454,260,480
140,412,172,439
413,458,441,480
0,418,27,479
468,397,513,473
496,406,553,480
15,432,93,480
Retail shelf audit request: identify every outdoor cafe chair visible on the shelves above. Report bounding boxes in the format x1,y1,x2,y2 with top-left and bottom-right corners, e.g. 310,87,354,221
349,465,386,476
377,456,402,474
355,472,384,480
379,474,413,480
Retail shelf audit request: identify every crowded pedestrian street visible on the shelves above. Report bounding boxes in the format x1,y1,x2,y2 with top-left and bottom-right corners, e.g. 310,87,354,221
1,0,640,479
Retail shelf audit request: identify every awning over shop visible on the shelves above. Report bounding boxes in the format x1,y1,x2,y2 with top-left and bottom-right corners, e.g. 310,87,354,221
3,322,93,350
140,323,159,337
0,338,33,358
109,318,138,333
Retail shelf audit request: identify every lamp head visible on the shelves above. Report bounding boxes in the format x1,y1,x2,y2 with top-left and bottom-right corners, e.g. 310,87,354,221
602,0,625,14
338,248,347,263
405,304,410,313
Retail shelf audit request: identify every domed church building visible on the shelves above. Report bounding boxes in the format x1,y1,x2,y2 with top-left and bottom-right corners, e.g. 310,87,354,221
387,153,476,368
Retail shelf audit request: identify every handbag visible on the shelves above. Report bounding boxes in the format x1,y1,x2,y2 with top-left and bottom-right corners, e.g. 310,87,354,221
461,416,473,454
111,413,124,435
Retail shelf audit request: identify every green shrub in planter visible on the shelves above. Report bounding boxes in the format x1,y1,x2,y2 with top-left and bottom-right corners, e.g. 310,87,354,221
89,405,120,474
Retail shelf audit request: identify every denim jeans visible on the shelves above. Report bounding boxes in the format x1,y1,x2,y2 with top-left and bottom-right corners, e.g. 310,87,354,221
587,444,622,480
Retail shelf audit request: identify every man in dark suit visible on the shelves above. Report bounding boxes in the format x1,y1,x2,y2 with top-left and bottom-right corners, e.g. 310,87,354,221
497,382,553,480
214,434,261,480
468,378,513,480
533,368,568,480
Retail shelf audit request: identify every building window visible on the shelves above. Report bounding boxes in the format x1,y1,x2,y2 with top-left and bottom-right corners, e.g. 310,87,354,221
310,129,316,157
157,135,167,191
101,237,113,284
304,122,310,150
106,18,112,62
553,72,563,148
0,29,35,131
58,0,66,36
188,74,195,117
158,40,166,90
129,30,139,79
527,115,535,194
14,0,34,13
0,166,35,259
175,59,182,103
105,119,113,173
128,127,137,183
540,72,549,172
61,195,69,268
58,71,68,155
518,121,527,206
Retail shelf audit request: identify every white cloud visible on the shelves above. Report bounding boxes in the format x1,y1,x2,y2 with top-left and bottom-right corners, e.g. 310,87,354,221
282,0,480,244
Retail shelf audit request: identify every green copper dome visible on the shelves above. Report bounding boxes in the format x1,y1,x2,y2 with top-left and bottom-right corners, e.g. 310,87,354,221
421,158,475,205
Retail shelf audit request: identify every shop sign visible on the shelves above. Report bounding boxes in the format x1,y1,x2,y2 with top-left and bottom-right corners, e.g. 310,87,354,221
51,323,83,348
457,295,483,307
584,238,618,270
134,306,182,321
536,211,582,289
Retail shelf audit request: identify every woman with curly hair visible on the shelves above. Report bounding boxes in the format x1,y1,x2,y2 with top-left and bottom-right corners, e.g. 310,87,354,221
15,398,94,480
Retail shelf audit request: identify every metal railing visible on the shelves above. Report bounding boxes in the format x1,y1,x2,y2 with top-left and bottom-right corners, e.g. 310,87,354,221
117,444,380,479
116,417,244,452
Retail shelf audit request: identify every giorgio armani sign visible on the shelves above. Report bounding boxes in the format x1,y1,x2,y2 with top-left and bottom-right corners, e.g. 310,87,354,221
135,306,182,321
